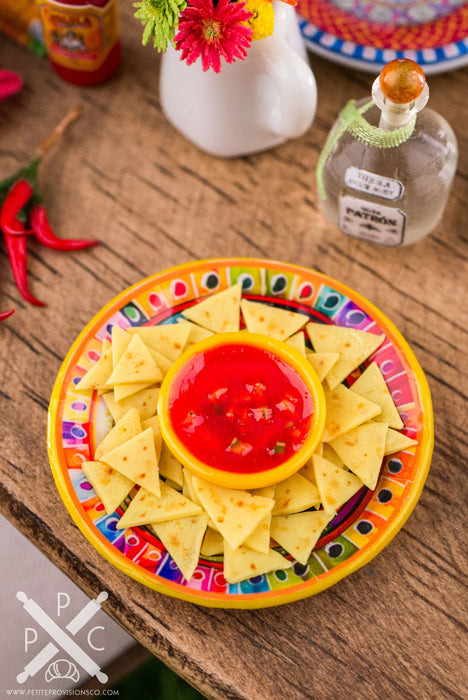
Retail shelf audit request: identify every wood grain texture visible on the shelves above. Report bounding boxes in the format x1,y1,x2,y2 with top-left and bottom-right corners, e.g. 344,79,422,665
0,5,467,699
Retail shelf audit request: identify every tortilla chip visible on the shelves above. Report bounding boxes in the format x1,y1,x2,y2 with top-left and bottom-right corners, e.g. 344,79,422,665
141,416,163,461
177,321,214,349
286,332,306,355
313,454,364,514
128,324,191,362
200,527,225,557
96,386,113,397
158,442,184,488
95,339,113,395
109,328,158,401
252,486,276,500
242,512,272,554
114,379,158,402
81,460,133,515
306,352,339,383
117,482,203,529
298,443,325,483
182,468,202,506
182,283,242,333
100,427,160,496
151,513,209,581
350,362,403,429
272,473,321,515
148,347,173,376
306,322,385,390
298,457,316,484
270,511,333,565
322,384,381,442
384,428,418,456
107,334,162,386
329,421,388,490
94,407,142,461
242,486,276,553
192,477,274,550
321,443,345,469
164,479,182,492
223,543,292,584
76,347,113,391
240,299,308,340
102,386,159,422
111,325,131,369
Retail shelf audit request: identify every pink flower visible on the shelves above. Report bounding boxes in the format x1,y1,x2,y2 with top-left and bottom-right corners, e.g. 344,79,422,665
175,0,253,73
0,71,22,101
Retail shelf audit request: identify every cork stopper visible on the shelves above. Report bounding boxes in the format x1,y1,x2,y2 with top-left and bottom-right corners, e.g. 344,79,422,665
379,58,426,105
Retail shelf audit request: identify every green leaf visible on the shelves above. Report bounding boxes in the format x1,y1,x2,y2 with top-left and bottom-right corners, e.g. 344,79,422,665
134,0,186,52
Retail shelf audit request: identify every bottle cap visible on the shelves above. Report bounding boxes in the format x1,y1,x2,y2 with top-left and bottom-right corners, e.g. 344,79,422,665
372,58,429,119
379,58,425,104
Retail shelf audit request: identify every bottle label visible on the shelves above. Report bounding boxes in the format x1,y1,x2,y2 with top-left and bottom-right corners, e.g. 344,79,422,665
38,0,119,72
344,167,404,201
339,196,406,247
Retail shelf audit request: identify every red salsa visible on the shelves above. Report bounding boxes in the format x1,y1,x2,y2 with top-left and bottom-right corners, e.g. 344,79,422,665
168,343,314,474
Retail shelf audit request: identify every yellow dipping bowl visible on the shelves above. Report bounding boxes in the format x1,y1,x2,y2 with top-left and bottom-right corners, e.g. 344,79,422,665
157,332,326,490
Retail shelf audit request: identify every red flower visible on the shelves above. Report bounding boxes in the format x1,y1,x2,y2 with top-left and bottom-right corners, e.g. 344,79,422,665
0,71,22,101
175,0,253,73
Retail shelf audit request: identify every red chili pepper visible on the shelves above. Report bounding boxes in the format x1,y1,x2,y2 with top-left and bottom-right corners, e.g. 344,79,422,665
0,180,44,305
30,204,98,251
0,180,34,237
3,224,45,307
0,308,14,321
0,107,100,311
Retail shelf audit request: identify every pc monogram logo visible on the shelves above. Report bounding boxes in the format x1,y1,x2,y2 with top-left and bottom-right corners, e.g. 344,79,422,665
16,590,109,684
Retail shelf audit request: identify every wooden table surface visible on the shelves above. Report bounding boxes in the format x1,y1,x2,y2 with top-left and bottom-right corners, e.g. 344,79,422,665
1,5,467,699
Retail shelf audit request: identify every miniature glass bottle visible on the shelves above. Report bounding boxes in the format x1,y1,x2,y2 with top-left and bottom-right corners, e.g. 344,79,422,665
37,0,121,86
316,59,458,247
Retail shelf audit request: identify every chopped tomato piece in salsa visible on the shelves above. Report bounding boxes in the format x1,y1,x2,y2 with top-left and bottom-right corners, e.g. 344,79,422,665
168,343,314,474
227,438,253,456
251,407,273,421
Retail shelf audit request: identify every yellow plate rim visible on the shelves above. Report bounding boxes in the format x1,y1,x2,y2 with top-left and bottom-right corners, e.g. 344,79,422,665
48,257,433,608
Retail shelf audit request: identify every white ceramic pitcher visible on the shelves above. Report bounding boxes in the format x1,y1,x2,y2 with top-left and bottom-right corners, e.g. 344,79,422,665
159,1,317,157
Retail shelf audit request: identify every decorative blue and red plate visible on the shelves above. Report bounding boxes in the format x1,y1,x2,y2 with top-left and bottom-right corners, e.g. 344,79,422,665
297,0,468,74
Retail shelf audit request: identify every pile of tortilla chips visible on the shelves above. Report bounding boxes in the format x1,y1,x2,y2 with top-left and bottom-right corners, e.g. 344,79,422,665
77,283,417,584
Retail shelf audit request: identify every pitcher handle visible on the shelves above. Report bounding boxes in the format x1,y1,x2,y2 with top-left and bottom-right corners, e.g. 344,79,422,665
262,35,317,139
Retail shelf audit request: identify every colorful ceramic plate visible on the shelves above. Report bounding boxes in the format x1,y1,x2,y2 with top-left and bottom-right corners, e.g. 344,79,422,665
48,259,433,609
297,0,468,74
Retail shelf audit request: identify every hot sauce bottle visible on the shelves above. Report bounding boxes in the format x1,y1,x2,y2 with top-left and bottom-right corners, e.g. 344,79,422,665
36,0,121,86
316,59,458,247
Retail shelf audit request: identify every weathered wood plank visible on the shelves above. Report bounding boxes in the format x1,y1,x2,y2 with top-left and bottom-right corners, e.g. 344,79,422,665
0,4,467,699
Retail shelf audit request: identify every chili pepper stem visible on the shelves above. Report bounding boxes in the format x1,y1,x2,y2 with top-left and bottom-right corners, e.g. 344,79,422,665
36,105,82,159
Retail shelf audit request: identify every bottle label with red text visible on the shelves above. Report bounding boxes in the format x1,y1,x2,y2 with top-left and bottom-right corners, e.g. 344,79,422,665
38,0,119,71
